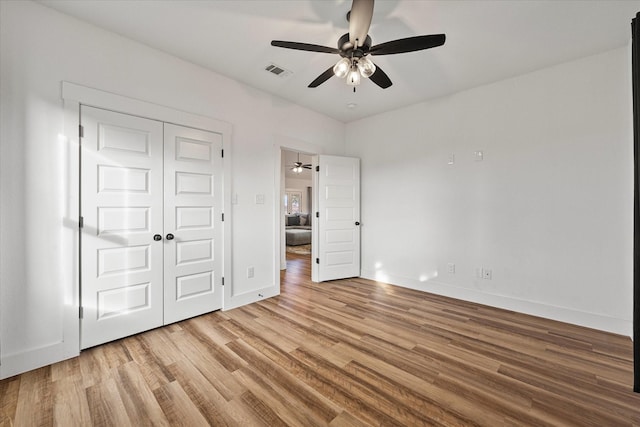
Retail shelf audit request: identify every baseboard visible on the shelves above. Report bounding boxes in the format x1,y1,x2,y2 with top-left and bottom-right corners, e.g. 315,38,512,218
360,269,633,338
223,284,279,311
0,341,79,379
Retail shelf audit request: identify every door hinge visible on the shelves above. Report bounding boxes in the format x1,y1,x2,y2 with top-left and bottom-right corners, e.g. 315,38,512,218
221,149,224,158
316,258,320,264
315,165,319,172
316,212,319,218
222,277,225,286
79,125,84,138
79,306,83,319
79,216,84,228
221,213,224,222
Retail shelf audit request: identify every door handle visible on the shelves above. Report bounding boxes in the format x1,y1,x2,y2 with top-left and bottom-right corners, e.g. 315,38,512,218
166,233,175,240
355,221,360,226
153,234,162,241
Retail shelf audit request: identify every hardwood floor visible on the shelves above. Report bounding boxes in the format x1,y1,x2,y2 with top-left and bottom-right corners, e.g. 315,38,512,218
1,252,639,426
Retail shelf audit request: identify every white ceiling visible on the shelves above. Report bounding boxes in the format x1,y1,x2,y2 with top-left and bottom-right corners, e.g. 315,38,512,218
40,0,639,123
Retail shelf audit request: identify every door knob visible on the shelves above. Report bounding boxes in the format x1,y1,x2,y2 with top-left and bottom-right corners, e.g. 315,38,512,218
166,233,174,240
153,234,162,241
355,221,360,226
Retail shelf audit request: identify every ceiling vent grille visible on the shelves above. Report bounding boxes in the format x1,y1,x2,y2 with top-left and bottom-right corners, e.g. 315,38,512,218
264,63,292,78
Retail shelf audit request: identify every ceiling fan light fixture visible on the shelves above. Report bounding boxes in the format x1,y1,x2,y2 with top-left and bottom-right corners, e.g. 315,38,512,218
357,56,376,78
346,65,361,86
333,58,351,78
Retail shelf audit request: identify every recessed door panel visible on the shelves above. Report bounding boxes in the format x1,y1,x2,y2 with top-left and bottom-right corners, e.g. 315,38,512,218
98,166,150,193
176,239,213,265
325,251,354,267
175,172,212,195
97,283,150,319
98,207,150,234
325,185,355,200
98,245,150,277
176,137,213,162
175,207,213,230
98,124,150,155
325,230,354,244
176,272,213,300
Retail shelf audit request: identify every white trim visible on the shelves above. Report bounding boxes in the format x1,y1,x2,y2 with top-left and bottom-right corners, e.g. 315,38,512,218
0,342,73,379
1,89,84,379
361,269,633,337
274,137,323,285
0,81,234,379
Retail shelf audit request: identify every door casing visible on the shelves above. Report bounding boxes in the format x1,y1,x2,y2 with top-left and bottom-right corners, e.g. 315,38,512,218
62,82,232,357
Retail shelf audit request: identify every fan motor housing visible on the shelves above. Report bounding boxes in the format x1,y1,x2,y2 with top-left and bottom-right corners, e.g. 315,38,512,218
338,33,372,58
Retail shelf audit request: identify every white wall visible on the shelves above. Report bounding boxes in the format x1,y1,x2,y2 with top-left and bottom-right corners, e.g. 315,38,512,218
0,1,344,377
346,46,634,336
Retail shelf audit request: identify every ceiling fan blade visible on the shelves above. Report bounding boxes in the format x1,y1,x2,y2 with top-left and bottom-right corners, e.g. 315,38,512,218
348,0,374,47
271,40,340,54
308,66,335,88
303,164,313,169
369,65,392,89
369,34,446,56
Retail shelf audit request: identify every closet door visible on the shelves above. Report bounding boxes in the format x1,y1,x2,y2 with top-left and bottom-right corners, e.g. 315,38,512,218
80,106,164,349
163,124,223,323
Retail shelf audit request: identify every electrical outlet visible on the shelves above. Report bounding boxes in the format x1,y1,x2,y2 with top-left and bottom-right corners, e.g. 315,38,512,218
255,194,265,204
447,263,455,274
475,150,484,161
247,266,254,278
483,268,492,280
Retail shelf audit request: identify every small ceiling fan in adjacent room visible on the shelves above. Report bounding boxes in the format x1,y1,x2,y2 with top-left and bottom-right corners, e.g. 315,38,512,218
271,0,445,90
289,152,312,173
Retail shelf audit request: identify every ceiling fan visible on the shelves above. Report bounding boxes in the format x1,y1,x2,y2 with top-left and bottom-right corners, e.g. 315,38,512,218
271,0,445,90
288,152,312,173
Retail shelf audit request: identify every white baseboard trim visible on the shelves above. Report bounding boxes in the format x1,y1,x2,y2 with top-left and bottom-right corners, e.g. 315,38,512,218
0,341,79,379
360,269,632,338
223,283,279,311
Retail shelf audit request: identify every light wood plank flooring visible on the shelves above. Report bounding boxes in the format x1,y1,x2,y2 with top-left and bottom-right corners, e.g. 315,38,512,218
1,253,639,426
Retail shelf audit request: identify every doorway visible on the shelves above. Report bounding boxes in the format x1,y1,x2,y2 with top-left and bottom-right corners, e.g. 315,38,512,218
277,147,362,284
281,149,314,278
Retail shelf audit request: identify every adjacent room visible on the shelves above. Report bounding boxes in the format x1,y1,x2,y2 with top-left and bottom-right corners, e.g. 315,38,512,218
1,0,639,425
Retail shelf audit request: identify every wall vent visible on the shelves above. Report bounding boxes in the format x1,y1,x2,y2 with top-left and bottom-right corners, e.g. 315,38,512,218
264,63,292,78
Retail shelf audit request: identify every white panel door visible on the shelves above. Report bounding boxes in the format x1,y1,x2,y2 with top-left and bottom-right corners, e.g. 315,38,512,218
163,124,223,323
81,106,164,349
317,155,361,281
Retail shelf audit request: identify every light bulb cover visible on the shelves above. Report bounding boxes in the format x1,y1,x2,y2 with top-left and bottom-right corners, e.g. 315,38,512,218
346,66,361,86
357,57,376,78
333,58,350,78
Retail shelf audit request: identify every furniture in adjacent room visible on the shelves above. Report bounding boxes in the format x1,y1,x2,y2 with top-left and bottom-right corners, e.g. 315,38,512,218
285,213,311,246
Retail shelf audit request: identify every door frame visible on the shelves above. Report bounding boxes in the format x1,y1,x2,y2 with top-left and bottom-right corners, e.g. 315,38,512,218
274,137,324,284
63,81,232,356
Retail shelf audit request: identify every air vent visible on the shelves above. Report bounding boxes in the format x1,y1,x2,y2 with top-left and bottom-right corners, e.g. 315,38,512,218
264,63,292,78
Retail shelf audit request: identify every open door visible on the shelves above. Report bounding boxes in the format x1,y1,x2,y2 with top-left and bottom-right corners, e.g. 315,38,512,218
316,155,361,282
